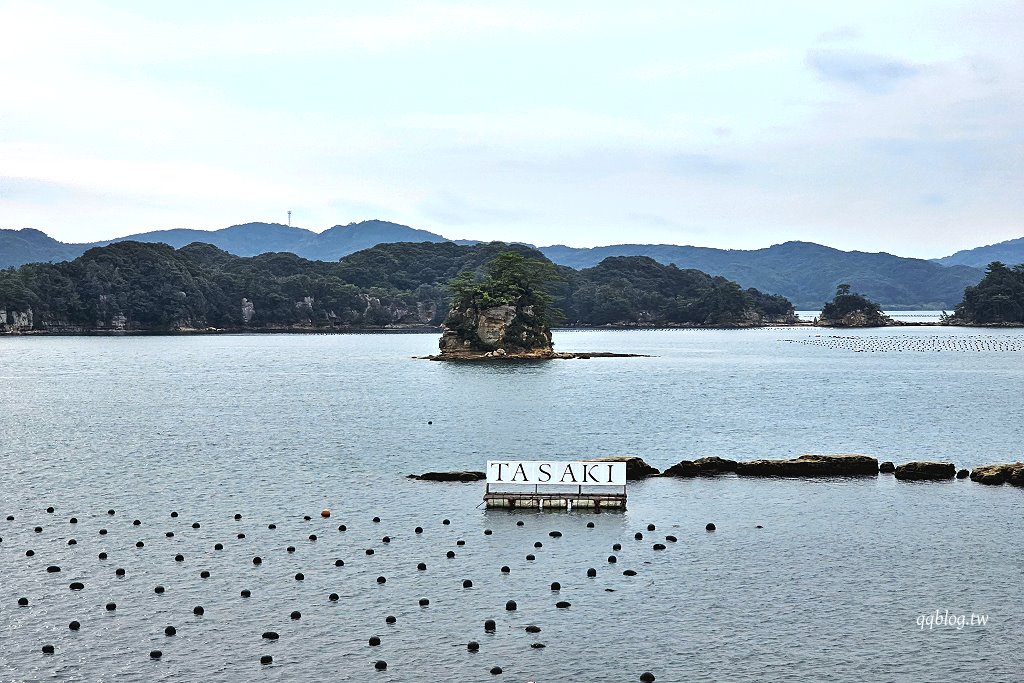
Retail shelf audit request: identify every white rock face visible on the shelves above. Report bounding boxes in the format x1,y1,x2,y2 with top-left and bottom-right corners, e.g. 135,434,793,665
241,298,255,323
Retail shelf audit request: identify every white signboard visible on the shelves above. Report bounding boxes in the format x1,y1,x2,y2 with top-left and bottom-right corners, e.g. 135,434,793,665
486,460,627,486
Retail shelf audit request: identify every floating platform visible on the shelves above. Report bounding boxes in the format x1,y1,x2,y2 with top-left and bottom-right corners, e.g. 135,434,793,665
483,486,626,510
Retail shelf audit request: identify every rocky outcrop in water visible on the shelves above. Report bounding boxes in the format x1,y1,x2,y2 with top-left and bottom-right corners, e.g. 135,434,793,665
893,461,956,480
735,454,879,477
439,303,553,358
969,463,1024,486
407,471,486,482
662,456,738,477
585,456,660,479
879,461,896,473
0,307,33,333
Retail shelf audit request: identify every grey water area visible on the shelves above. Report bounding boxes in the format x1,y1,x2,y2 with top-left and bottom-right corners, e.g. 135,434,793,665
1,327,1022,681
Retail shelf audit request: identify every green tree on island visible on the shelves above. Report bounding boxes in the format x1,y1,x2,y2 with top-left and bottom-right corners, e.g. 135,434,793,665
949,261,1024,324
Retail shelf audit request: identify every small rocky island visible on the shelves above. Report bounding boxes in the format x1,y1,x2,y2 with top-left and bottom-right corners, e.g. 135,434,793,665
427,252,645,361
816,284,895,327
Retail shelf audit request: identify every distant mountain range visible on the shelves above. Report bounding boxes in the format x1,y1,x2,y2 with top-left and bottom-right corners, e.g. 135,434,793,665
2,220,1021,309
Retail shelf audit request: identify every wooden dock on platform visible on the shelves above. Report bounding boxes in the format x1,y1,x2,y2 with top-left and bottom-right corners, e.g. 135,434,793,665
483,484,627,510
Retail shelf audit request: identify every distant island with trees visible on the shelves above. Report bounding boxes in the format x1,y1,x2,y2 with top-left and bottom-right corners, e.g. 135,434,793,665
0,241,795,334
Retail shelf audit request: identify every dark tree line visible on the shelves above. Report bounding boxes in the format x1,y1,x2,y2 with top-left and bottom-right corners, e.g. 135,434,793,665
950,261,1024,324
0,240,795,331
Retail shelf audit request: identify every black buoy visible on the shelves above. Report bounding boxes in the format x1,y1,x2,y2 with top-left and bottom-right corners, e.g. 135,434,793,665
136,541,144,548
484,619,496,631
105,602,116,611
368,636,381,646
640,673,656,682
613,543,621,551
335,559,345,567
665,535,677,542
133,519,141,526
115,568,126,576
385,615,396,624
456,539,465,546
608,555,617,563
70,517,78,524
18,597,29,606
215,542,224,549
262,631,279,640
381,536,390,543
150,650,162,659
484,529,492,535
550,582,560,591
447,551,456,559
47,506,54,513
338,524,347,531
165,626,176,636
309,534,317,541
706,523,716,531
418,598,429,606
500,566,510,574
290,611,301,620
170,512,178,518
505,600,517,611
303,515,311,521
70,582,84,590
294,572,304,581
26,549,35,556
516,521,524,527
154,585,165,593
253,556,262,565
490,666,503,675
534,542,543,548
647,524,655,531
634,532,643,540
415,526,423,534
241,589,251,598
200,570,210,579
175,554,184,562
525,625,541,633
34,526,42,533
587,522,595,528
442,519,450,525
287,546,296,553
653,543,666,551
373,516,381,523
467,641,480,651
261,655,273,665
42,644,55,654
107,510,115,516
193,606,204,616
548,531,562,538
531,642,546,649
417,562,427,571
756,525,763,529
587,568,597,577
47,565,61,573
463,579,473,588
234,513,242,520
623,569,637,576
366,549,374,555
329,593,339,601
165,531,173,537
192,522,200,529
98,552,107,560
556,601,571,608
68,539,77,546
377,576,386,584
374,660,387,671
526,554,535,561
69,620,81,630
268,523,277,529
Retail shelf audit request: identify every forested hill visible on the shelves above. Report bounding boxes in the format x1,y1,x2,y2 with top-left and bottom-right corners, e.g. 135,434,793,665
540,241,984,310
948,262,1024,325
0,241,794,333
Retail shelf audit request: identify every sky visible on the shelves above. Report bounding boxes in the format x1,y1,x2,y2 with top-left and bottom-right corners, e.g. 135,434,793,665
1,0,1022,257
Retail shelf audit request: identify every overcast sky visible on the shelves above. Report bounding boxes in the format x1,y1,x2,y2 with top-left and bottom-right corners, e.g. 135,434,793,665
1,1,1021,257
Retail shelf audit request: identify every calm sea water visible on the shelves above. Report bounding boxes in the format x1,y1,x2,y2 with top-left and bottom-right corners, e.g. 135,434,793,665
1,328,1022,682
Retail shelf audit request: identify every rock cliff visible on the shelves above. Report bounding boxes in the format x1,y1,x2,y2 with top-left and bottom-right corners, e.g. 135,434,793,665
439,302,553,357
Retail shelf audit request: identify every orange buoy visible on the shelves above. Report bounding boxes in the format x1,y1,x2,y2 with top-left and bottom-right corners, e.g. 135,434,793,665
320,509,331,518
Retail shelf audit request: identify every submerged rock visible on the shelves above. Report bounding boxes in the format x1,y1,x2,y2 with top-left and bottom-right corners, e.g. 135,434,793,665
735,454,878,477
407,471,486,482
893,461,956,481
585,455,660,479
879,461,895,473
662,456,737,477
956,468,970,479
969,463,1024,486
